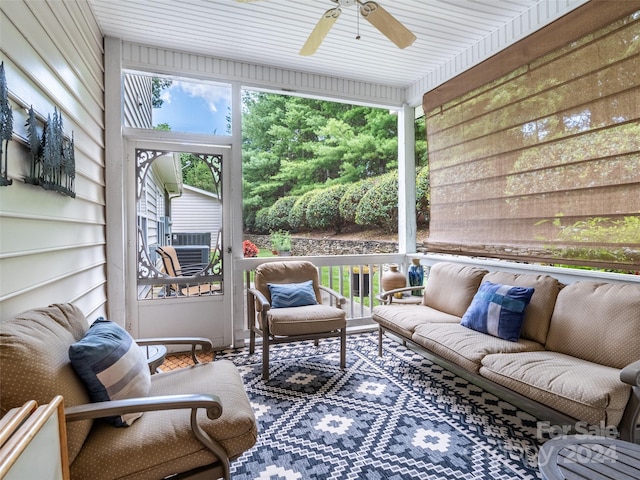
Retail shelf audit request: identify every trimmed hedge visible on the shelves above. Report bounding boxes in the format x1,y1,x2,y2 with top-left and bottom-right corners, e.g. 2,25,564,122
355,171,398,233
289,190,318,232
246,169,430,235
339,177,378,224
416,166,430,225
306,184,348,233
268,196,298,232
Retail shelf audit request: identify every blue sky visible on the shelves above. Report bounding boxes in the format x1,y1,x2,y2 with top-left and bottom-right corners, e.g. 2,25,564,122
153,80,231,135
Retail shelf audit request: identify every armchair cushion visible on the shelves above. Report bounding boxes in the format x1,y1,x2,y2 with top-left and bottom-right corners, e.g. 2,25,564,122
69,318,151,426
69,360,258,480
0,304,93,464
268,280,318,308
266,304,346,336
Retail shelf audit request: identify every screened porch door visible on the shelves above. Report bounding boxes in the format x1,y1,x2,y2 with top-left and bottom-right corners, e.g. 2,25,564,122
127,140,232,348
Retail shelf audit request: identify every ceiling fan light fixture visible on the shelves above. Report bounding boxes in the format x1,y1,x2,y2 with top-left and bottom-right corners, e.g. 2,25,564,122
237,0,416,56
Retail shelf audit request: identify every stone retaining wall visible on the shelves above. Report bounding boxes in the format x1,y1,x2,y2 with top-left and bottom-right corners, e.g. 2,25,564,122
244,234,398,256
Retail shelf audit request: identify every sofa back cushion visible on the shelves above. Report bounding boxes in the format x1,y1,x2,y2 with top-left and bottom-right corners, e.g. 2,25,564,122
545,281,640,369
483,271,561,344
422,262,488,317
0,303,93,464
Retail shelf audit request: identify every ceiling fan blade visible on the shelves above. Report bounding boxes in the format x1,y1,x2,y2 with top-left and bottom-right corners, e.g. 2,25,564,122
359,1,416,49
299,7,341,56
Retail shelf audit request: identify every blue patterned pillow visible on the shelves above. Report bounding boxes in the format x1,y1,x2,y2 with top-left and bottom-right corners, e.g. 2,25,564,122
69,318,151,427
268,280,318,308
460,281,535,342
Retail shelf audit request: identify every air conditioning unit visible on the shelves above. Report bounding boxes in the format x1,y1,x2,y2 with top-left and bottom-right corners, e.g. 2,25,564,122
172,232,211,247
173,245,210,266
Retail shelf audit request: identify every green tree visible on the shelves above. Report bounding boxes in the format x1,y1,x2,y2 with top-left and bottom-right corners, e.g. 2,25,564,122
180,154,220,194
242,92,400,230
152,78,172,108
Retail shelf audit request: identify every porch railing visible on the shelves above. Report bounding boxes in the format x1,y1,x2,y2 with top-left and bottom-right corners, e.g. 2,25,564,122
237,253,410,329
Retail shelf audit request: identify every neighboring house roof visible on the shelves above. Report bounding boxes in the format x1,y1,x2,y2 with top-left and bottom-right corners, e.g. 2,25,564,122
181,184,220,201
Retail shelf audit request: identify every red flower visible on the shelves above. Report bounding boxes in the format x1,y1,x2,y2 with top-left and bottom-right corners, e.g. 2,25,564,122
243,240,259,258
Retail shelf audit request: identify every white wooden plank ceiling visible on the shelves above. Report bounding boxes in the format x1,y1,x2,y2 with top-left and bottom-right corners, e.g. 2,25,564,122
88,0,587,91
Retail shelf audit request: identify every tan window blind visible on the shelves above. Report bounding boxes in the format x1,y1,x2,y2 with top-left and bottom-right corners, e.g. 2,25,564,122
424,11,640,271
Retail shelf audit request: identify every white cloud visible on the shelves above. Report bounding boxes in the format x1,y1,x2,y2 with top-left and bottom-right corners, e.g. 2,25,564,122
160,90,172,104
176,81,231,113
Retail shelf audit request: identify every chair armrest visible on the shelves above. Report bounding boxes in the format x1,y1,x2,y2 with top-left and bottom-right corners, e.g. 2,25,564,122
136,337,213,364
377,286,424,304
64,394,223,422
621,359,640,386
248,287,271,312
318,285,347,306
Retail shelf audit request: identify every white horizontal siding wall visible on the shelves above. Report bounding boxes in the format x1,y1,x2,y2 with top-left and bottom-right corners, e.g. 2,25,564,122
0,0,106,320
171,186,222,250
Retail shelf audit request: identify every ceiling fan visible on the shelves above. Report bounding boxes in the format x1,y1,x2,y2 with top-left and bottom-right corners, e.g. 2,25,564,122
237,0,416,56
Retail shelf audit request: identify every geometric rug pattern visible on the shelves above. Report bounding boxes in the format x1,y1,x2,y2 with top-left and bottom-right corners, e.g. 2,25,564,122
216,332,543,479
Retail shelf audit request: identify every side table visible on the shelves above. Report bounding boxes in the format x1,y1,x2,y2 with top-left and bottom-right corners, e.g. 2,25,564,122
539,435,640,480
139,344,167,374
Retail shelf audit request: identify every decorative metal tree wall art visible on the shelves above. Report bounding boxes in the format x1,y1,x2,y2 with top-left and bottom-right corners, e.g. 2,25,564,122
0,61,13,186
25,107,40,182
25,106,75,197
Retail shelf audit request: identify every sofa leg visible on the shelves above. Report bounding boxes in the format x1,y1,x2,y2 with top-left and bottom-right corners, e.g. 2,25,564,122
619,386,640,443
249,326,255,354
378,327,383,357
340,327,346,369
262,329,270,381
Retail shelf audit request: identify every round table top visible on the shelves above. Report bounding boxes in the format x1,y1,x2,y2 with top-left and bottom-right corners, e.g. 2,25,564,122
139,344,168,373
538,435,640,480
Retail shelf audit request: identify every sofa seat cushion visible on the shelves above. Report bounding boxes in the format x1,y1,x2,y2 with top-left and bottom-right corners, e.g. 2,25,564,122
70,360,258,480
0,303,93,464
545,281,640,369
412,323,544,372
421,262,488,317
480,351,631,427
265,304,346,336
372,304,461,338
482,271,561,344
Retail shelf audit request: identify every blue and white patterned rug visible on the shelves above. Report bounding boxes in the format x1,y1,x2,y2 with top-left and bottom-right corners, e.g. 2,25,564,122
218,332,542,479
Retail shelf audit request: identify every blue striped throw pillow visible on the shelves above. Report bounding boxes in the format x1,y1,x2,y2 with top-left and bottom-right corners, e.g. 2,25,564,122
268,280,318,308
69,318,151,426
460,281,534,342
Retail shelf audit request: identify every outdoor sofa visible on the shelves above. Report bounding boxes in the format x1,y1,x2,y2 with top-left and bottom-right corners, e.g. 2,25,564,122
372,261,640,443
